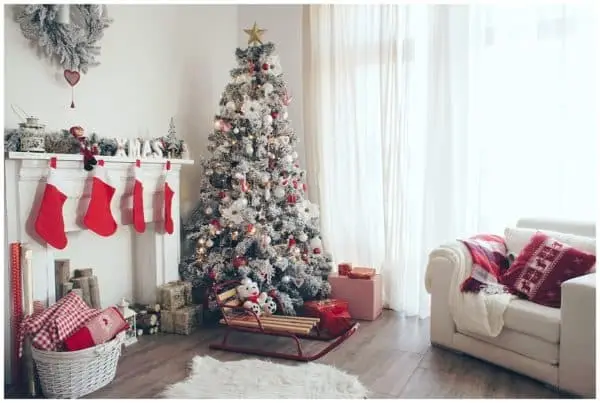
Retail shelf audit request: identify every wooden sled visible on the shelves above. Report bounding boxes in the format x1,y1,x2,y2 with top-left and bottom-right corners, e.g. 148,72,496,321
208,280,359,362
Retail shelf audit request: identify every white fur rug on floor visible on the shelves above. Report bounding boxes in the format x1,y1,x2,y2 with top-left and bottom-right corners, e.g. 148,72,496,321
161,355,368,399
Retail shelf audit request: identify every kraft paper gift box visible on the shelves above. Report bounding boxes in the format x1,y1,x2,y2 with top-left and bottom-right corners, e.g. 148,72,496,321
328,273,383,320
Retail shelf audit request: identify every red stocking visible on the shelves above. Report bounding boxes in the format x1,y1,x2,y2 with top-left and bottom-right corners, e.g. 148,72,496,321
164,161,174,235
84,160,117,237
35,157,68,249
132,160,146,233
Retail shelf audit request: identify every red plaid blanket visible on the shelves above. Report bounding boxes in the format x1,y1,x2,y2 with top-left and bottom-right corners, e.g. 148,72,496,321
460,234,511,294
19,292,100,356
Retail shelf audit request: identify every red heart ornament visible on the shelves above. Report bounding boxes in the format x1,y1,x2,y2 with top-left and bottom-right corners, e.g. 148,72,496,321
64,69,80,87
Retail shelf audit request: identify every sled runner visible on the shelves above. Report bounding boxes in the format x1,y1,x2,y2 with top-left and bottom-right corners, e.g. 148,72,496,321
208,280,359,362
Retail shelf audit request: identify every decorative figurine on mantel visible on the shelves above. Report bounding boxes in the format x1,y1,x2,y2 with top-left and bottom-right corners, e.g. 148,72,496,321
70,126,97,171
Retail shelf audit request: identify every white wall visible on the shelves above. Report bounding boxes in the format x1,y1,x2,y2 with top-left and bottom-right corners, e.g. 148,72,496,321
237,5,306,168
3,4,238,384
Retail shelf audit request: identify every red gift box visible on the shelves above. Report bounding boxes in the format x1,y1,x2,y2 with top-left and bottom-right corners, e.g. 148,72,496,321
303,299,352,337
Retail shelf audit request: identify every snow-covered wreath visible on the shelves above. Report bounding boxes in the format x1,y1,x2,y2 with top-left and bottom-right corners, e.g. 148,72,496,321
16,5,112,73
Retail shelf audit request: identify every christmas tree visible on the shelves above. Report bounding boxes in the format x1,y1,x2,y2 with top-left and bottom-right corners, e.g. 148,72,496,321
180,24,333,315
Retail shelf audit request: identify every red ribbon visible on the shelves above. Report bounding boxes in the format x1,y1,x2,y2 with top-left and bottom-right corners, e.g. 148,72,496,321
247,295,259,303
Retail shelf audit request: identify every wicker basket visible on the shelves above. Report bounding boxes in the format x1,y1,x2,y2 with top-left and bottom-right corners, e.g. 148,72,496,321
31,331,125,399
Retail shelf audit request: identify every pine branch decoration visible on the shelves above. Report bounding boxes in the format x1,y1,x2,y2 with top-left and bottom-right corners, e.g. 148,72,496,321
16,5,113,73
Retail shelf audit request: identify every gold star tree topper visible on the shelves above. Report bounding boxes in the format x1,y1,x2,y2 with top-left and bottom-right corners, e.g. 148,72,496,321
244,22,267,46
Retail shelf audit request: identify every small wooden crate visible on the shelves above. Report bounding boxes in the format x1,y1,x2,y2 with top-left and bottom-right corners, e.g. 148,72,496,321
160,304,202,335
157,280,193,311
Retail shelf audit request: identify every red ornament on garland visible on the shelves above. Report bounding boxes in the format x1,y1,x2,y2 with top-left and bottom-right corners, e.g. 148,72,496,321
262,63,269,70
233,256,247,268
287,194,297,204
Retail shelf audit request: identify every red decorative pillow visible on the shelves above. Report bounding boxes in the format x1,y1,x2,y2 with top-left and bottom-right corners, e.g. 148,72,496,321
500,232,596,307
64,307,129,351
460,234,510,293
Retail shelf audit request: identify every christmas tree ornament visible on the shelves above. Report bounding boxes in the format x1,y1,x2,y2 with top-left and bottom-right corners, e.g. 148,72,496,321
206,240,214,248
247,224,255,234
233,256,247,268
83,160,117,237
163,161,175,235
231,231,239,240
132,160,146,233
233,127,240,134
205,207,213,215
298,233,308,242
63,69,80,108
226,101,236,111
34,157,68,249
244,22,267,45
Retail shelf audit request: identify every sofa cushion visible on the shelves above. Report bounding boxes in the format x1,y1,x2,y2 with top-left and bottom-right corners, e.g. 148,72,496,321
504,227,596,257
503,298,560,343
462,327,559,365
500,233,596,307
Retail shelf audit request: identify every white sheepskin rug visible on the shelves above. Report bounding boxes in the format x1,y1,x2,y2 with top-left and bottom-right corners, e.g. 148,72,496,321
161,355,368,399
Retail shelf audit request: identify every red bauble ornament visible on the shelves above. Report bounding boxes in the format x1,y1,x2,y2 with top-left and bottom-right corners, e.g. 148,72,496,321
247,223,254,233
233,256,247,268
208,271,216,280
262,63,269,70
210,219,221,229
287,194,297,204
218,191,226,199
271,111,279,119
313,248,321,254
302,253,309,262
288,238,296,248
292,180,298,189
281,178,289,186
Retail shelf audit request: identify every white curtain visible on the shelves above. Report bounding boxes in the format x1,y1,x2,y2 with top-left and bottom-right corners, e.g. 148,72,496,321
304,4,597,317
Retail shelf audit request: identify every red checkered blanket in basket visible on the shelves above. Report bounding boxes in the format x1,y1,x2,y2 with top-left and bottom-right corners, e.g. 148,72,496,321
19,292,100,356
459,234,511,294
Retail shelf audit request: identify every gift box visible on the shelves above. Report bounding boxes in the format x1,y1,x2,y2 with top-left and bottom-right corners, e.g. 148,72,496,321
157,280,193,311
160,304,202,335
303,299,352,337
338,262,352,276
328,273,383,320
347,267,376,279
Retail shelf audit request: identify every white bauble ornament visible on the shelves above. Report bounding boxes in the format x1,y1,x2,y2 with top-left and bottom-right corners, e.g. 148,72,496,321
233,127,239,134
283,111,289,119
245,144,253,155
226,101,236,111
283,155,293,164
214,120,222,130
310,237,322,249
234,172,245,180
205,169,214,176
282,275,290,283
264,115,273,125
292,151,298,159
205,207,213,215
298,233,308,242
274,187,285,199
206,240,214,248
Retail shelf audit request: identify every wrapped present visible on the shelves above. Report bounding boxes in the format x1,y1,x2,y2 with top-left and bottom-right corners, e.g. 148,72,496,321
329,273,383,320
347,267,376,279
160,304,202,335
338,262,352,276
303,299,352,337
157,280,193,311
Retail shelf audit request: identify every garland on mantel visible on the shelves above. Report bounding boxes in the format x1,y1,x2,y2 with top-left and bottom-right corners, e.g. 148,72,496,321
4,124,186,159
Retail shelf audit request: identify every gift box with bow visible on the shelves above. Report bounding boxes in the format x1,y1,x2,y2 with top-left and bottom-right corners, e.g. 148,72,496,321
303,299,352,337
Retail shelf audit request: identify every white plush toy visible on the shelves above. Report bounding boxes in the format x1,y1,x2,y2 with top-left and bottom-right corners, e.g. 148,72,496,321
236,278,277,316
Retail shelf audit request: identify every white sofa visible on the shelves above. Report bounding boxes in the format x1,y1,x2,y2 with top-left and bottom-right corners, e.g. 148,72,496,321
426,218,596,397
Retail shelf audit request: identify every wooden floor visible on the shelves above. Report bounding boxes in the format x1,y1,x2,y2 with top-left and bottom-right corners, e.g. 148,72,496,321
82,310,565,399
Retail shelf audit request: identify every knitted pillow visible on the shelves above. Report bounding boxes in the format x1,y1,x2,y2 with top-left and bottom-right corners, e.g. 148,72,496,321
64,307,128,351
500,232,596,307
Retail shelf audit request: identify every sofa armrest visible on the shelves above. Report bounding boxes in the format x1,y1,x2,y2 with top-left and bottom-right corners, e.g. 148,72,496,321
425,242,472,347
559,272,596,397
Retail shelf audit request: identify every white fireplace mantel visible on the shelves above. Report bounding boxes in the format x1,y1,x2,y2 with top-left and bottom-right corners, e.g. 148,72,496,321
4,152,194,307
